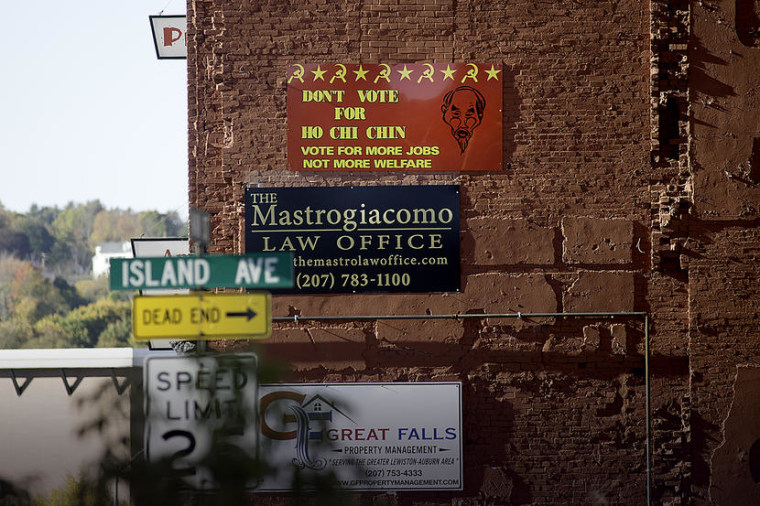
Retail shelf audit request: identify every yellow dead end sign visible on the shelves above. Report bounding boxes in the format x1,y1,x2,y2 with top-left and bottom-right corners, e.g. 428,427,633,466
132,293,271,341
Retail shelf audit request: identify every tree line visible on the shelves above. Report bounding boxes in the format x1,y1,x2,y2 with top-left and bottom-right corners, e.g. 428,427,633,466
0,200,186,349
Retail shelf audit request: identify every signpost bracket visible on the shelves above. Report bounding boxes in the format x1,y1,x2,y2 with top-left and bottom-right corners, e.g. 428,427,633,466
9,369,32,397
111,369,131,395
60,369,84,396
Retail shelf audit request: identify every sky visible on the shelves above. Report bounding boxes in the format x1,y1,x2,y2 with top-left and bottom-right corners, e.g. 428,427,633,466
0,0,189,220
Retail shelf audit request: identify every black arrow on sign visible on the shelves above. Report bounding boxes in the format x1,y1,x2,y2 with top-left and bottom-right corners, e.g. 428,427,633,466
225,308,258,321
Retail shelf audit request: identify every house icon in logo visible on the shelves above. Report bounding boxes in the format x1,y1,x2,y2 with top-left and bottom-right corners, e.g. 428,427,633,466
286,394,356,442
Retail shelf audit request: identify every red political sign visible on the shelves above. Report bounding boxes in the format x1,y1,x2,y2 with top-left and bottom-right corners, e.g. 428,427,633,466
287,63,503,172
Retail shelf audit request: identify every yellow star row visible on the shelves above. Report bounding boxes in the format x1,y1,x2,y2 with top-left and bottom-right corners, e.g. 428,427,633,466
288,64,501,85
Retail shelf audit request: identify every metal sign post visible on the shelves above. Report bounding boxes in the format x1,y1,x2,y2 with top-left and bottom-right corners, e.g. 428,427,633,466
189,207,210,256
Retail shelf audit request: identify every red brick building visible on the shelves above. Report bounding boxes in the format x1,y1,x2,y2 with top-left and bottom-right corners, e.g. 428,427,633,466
186,0,760,503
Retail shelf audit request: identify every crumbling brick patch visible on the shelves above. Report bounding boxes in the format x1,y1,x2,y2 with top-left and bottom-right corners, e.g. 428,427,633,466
466,217,555,265
562,217,634,265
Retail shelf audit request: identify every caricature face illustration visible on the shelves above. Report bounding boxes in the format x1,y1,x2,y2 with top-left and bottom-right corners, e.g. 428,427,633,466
441,86,486,153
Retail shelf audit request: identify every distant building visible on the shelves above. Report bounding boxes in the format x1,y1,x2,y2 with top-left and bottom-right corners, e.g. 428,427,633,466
92,241,131,278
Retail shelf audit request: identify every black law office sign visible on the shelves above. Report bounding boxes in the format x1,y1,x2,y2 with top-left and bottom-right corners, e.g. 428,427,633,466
244,185,460,293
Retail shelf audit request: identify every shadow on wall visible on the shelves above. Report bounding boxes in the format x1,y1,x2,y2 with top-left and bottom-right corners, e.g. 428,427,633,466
736,0,760,47
461,376,532,505
689,35,737,102
749,138,760,183
709,366,760,505
689,21,760,217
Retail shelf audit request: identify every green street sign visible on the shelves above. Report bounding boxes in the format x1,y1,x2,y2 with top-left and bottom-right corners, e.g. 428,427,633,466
110,253,293,290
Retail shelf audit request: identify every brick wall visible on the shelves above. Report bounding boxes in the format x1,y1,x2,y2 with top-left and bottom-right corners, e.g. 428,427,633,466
186,0,760,503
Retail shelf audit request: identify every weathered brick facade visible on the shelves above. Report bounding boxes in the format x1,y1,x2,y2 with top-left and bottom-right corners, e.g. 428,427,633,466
187,0,760,503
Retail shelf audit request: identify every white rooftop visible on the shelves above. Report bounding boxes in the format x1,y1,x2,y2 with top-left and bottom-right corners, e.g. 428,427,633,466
0,348,175,369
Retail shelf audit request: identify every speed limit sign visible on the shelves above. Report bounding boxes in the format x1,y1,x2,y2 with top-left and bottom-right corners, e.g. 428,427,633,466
143,354,259,489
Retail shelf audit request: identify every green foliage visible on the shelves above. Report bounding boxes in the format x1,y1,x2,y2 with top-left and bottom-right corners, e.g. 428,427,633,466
0,202,186,282
0,202,11,229
96,318,133,348
0,256,18,319
0,229,31,258
75,278,111,303
14,216,55,258
1,255,131,350
28,299,131,348
48,201,104,275
53,277,87,308
0,257,85,326
31,474,112,506
138,209,186,238
0,202,186,349
0,320,33,349
3,267,61,324
90,210,141,245
90,209,186,245
25,317,70,349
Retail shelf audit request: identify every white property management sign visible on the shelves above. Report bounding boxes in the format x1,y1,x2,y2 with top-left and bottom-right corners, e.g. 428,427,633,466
257,382,463,491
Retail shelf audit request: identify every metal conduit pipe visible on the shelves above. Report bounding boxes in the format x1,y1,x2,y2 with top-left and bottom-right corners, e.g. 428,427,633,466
273,311,652,506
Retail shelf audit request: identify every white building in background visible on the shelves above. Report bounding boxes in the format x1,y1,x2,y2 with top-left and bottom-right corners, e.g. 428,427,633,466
92,241,132,278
